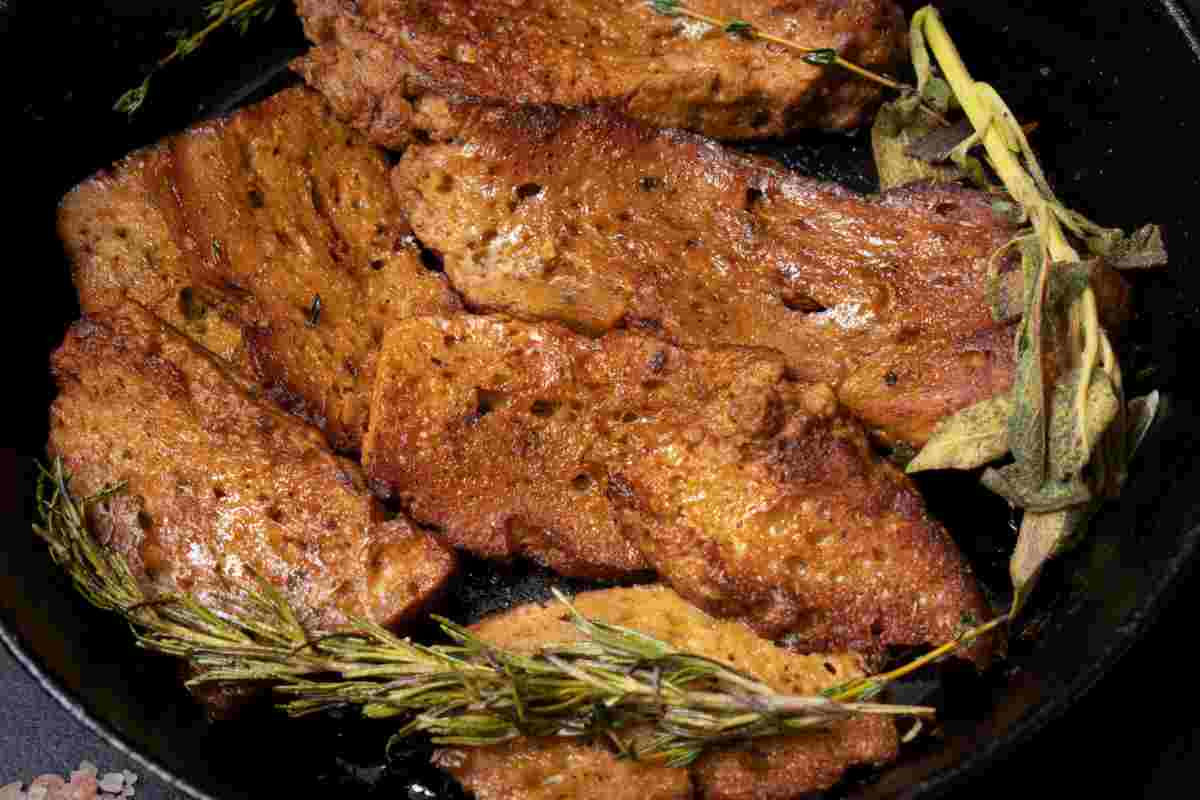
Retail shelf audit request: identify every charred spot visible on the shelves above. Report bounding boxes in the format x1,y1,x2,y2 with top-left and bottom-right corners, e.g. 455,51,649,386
744,186,766,211
530,399,559,418
370,258,386,271
571,473,594,492
781,292,826,314
648,350,668,374
247,188,266,209
178,287,207,321
627,316,664,333
750,109,772,129
884,371,899,386
419,247,445,272
469,388,509,423
514,182,543,201
934,202,959,216
136,511,154,531
638,176,661,191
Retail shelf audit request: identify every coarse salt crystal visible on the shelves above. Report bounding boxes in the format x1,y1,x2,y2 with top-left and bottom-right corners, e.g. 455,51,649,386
98,775,124,794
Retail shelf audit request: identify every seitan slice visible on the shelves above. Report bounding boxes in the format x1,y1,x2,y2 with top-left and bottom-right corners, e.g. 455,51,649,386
365,314,995,662
435,585,900,800
47,300,456,635
57,86,459,452
389,99,1130,447
292,0,907,143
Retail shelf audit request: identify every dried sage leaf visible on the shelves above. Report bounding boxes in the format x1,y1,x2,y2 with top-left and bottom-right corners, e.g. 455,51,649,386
904,118,975,163
1006,240,1049,487
1047,368,1120,482
981,464,1091,513
1104,224,1168,270
907,394,1013,473
987,259,1095,324
1010,504,1097,617
1126,391,1162,456
872,98,967,191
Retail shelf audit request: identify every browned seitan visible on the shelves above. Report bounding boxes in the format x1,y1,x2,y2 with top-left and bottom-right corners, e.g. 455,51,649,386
57,87,459,452
388,100,1129,447
47,300,456,635
293,0,908,144
365,314,995,662
435,585,900,800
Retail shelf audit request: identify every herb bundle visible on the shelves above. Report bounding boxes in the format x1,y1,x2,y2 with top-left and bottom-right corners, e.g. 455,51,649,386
877,7,1166,614
32,459,996,767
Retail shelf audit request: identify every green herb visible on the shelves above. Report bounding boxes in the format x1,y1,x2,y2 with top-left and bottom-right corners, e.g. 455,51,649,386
906,394,1013,473
900,5,1165,615
115,0,281,114
34,459,946,768
645,0,910,96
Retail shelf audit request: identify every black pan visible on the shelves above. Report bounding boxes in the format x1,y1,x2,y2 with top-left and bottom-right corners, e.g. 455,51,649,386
4,1,1200,797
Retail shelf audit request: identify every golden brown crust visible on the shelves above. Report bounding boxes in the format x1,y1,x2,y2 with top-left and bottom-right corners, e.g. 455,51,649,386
363,314,653,579
293,0,908,142
433,739,693,800
57,87,459,452
385,100,1090,447
47,300,455,634
366,315,995,662
437,586,899,800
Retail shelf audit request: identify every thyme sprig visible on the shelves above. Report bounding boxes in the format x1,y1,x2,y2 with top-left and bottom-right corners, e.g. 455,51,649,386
32,459,1001,767
115,0,281,114
648,0,903,90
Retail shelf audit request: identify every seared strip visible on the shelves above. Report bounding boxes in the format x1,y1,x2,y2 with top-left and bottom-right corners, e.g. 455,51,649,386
365,314,994,661
390,100,1129,446
294,0,908,144
435,585,900,800
48,300,456,636
58,87,459,452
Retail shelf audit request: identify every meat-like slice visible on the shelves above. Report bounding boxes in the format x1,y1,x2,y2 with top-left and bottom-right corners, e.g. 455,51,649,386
363,315,651,579
293,0,908,144
434,585,899,800
47,301,456,636
365,315,994,662
57,87,459,452
391,101,1130,447
433,739,692,800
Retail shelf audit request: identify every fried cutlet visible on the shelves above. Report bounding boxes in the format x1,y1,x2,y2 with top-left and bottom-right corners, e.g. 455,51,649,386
57,87,459,452
434,585,900,800
293,0,908,144
388,99,1129,447
47,300,456,635
364,314,995,662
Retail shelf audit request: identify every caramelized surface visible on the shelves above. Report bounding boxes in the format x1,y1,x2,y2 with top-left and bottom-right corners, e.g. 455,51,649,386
389,101,1057,446
294,0,907,143
48,301,456,633
58,87,459,452
436,585,900,800
366,314,994,661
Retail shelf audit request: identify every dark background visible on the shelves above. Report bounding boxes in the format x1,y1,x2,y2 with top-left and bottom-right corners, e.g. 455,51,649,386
4,1,1199,797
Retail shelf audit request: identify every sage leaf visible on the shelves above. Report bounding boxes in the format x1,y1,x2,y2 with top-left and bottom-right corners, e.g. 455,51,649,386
872,98,967,191
1047,367,1120,481
981,464,1091,513
1010,504,1097,617
1104,224,1168,270
1126,391,1162,456
907,394,1013,473
986,259,1095,324
904,118,974,163
1006,240,1049,488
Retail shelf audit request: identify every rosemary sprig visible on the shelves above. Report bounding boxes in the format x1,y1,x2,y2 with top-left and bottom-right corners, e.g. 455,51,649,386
32,459,1001,767
115,0,281,114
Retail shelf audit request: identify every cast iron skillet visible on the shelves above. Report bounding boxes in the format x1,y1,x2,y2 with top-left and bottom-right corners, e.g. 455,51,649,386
4,2,1200,797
